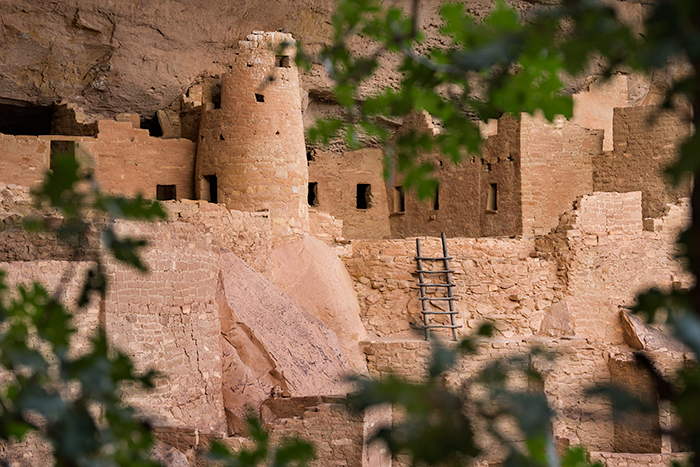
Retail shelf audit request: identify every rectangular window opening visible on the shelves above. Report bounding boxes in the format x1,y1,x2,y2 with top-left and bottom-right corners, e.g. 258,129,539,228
50,141,76,172
276,55,291,68
433,184,440,210
157,184,177,201
255,93,265,103
393,186,405,213
203,175,218,203
308,182,319,207
356,184,371,210
487,183,497,212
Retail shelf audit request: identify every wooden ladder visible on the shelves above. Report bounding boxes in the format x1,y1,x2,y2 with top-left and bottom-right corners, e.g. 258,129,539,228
415,232,461,341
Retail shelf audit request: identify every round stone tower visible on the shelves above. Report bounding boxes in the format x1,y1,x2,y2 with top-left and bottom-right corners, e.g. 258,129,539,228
196,31,309,245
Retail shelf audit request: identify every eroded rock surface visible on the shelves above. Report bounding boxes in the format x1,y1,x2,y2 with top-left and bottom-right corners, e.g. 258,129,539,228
271,236,369,374
217,248,348,434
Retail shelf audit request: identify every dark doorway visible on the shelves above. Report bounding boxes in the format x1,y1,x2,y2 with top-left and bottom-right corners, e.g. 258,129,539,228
308,182,319,206
204,175,218,203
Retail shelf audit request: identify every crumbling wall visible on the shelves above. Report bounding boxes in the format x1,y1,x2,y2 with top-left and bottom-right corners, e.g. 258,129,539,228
0,118,197,202
548,192,691,345
308,208,344,243
95,120,196,200
104,220,225,432
571,74,629,152
342,237,560,339
479,114,522,237
308,147,391,239
593,105,691,219
262,397,374,467
382,113,521,239
520,113,602,237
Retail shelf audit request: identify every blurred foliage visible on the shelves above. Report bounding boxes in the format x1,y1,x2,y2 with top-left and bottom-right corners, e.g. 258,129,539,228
350,325,601,467
208,414,314,467
0,153,165,466
305,0,700,465
0,154,315,466
299,0,643,199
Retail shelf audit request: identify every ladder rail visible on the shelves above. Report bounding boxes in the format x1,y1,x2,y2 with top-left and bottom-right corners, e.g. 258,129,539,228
414,234,462,341
415,238,431,340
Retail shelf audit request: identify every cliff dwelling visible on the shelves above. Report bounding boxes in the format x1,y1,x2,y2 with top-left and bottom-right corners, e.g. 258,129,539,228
0,1,696,466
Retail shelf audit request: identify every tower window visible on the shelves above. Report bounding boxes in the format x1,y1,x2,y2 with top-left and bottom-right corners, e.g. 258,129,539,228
487,183,497,212
393,186,405,213
156,184,177,201
255,93,265,103
276,55,291,68
308,182,319,206
433,184,440,211
356,184,371,209
306,150,315,163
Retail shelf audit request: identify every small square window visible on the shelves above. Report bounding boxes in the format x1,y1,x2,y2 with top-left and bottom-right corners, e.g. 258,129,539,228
157,184,177,201
276,55,291,68
255,93,265,103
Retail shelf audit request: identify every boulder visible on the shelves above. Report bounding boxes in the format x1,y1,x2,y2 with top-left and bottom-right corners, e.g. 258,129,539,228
271,236,368,374
620,309,688,352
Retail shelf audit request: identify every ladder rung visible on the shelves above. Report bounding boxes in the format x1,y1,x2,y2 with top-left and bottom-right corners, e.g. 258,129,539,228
419,297,457,301
422,325,463,329
415,256,453,261
416,270,454,274
417,283,452,287
421,311,459,315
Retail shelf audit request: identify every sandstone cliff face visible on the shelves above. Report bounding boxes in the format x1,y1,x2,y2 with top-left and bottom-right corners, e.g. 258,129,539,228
1,0,640,121
0,0,335,118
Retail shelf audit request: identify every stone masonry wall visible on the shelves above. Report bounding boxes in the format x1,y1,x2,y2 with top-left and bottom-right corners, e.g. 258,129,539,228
342,237,560,340
520,112,602,237
0,184,100,262
386,114,522,239
0,120,197,201
105,220,225,432
95,120,196,200
163,199,272,277
571,74,629,152
593,105,691,219
544,192,691,345
308,147,392,239
361,338,615,453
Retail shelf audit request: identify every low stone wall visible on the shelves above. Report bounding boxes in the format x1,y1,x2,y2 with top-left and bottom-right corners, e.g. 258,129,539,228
262,396,391,467
589,452,690,467
343,237,561,340
362,338,614,452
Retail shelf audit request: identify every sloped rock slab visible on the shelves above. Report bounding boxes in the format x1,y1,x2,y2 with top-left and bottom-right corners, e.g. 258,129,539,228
217,248,348,432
